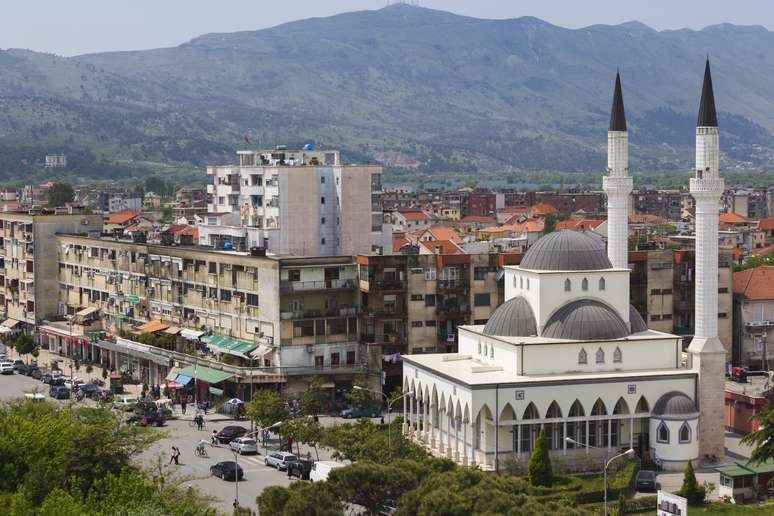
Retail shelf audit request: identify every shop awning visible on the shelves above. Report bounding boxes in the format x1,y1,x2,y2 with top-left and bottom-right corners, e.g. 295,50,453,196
175,375,193,385
76,307,98,317
250,344,272,359
0,326,12,334
38,324,82,338
2,319,20,329
94,339,170,367
163,326,182,335
202,335,257,357
176,365,233,385
180,329,204,340
135,320,169,333
165,367,180,382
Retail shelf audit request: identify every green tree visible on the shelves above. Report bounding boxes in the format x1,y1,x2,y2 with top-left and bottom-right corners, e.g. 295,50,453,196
319,418,427,463
12,333,36,364
144,176,168,196
676,460,706,505
48,181,75,207
346,374,373,410
245,389,288,429
543,213,556,235
327,462,419,515
256,486,290,516
161,206,174,223
301,375,328,417
528,427,553,487
617,491,627,515
257,482,341,516
280,417,323,459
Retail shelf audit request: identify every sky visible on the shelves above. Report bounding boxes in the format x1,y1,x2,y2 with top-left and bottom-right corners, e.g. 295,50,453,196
0,0,771,56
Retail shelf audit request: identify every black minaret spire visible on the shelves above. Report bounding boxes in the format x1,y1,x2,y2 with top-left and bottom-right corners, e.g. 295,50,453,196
609,71,627,131
697,58,718,127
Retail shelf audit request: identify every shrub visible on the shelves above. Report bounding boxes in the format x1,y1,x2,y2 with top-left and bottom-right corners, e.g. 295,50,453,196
528,428,553,487
676,460,706,505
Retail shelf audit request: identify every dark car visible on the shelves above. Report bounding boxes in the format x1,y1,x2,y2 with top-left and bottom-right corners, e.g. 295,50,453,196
340,406,381,419
79,383,101,398
216,425,249,444
12,359,25,372
636,470,657,492
127,410,165,427
287,459,314,480
43,373,65,385
20,364,39,377
210,461,244,481
31,367,48,381
49,386,71,400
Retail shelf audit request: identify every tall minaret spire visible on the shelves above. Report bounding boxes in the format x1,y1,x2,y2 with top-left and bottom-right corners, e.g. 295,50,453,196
688,58,726,460
603,70,633,271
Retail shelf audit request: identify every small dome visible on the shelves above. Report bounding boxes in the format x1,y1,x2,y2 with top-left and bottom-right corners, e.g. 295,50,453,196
653,391,698,417
520,230,612,271
483,296,537,337
542,299,629,340
629,305,648,333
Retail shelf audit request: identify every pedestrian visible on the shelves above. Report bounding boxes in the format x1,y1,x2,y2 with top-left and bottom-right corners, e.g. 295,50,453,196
181,398,187,415
211,430,219,446
169,446,177,465
196,414,204,431
174,447,180,465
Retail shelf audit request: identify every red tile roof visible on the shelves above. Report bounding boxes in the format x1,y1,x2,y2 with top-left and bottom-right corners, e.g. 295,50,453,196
629,214,667,224
460,215,497,224
530,203,559,216
759,219,774,231
513,221,544,233
734,266,774,300
105,209,139,225
397,209,431,222
420,240,464,255
393,237,410,253
556,218,605,231
424,226,463,244
720,213,749,224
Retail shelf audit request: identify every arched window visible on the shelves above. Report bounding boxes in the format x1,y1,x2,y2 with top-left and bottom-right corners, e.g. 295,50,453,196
582,278,589,291
478,342,481,354
578,348,587,365
526,278,530,290
657,421,670,443
520,277,523,289
679,422,691,443
613,347,622,363
564,278,571,291
599,277,606,290
490,346,494,359
596,348,605,364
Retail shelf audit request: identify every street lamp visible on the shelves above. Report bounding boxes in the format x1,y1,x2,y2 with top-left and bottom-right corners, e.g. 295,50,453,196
353,386,414,449
564,437,634,516
231,448,240,510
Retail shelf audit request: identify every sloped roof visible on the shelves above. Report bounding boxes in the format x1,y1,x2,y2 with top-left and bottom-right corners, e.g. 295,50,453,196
629,214,666,224
733,266,774,300
105,209,139,225
530,203,559,216
425,226,463,243
397,209,430,221
759,219,774,231
556,219,605,231
420,240,464,255
460,215,497,224
514,221,544,233
719,213,749,224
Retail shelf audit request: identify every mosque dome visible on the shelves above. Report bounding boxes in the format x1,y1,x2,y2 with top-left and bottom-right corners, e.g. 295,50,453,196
482,296,537,337
542,299,629,341
520,230,612,271
653,391,699,417
629,305,648,333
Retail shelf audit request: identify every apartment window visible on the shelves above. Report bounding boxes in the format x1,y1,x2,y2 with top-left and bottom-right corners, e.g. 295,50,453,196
650,289,661,295
346,351,355,365
314,355,324,368
474,267,487,280
424,268,437,281
218,197,225,205
474,319,487,325
719,313,728,318
321,238,326,245
425,295,436,307
578,348,587,365
321,217,326,224
650,315,662,321
718,287,729,293
582,278,588,291
320,176,326,184
411,321,423,328
662,288,673,295
288,270,301,282
596,348,605,364
220,289,232,302
410,294,423,301
662,314,672,320
425,320,436,327
564,278,571,291
246,293,259,306
208,262,217,274
320,197,326,204
474,293,491,306
330,353,340,367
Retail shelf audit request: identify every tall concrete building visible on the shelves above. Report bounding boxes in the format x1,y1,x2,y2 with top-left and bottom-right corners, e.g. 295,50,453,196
687,60,726,459
603,71,633,271
202,147,386,257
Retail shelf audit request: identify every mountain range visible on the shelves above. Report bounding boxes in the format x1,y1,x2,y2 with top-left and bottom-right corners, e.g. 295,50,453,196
2,4,774,177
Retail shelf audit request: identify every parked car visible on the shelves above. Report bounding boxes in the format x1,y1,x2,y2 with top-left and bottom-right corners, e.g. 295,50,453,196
636,470,657,492
127,410,165,427
19,364,39,376
310,461,345,482
264,451,298,471
287,459,314,480
210,461,244,481
48,376,66,386
12,359,25,372
31,367,47,381
78,383,101,398
64,377,85,390
229,437,258,455
0,361,15,375
43,372,64,384
340,406,380,419
113,396,139,411
215,425,249,444
49,386,71,400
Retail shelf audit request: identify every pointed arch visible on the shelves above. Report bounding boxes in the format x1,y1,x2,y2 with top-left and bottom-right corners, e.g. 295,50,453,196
463,402,471,424
477,404,493,421
613,397,630,415
545,400,562,419
591,398,607,416
582,277,589,291
499,402,517,421
613,346,622,363
564,278,572,291
679,421,692,443
595,347,605,364
578,348,588,365
569,399,585,417
635,396,650,414
522,402,539,420
599,277,606,290
656,421,670,443
455,400,463,421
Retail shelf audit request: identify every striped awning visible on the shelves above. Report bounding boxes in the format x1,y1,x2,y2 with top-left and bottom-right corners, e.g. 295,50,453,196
202,335,257,357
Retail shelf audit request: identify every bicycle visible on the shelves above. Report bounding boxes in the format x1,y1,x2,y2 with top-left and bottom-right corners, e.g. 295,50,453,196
195,446,208,458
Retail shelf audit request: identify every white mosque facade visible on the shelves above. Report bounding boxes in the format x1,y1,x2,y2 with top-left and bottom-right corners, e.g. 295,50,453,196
401,63,725,472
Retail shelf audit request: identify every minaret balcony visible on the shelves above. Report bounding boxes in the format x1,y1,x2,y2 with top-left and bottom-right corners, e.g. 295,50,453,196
602,176,633,192
689,178,724,196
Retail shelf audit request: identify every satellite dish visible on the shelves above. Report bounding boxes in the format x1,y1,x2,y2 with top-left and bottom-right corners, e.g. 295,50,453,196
303,143,314,151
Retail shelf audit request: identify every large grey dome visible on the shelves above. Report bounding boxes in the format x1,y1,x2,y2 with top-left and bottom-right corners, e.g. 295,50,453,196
520,230,612,271
483,296,537,337
653,391,698,417
542,299,629,340
629,305,648,333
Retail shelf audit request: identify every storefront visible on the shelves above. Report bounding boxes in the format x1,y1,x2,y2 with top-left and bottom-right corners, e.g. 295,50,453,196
174,364,234,404
94,338,171,386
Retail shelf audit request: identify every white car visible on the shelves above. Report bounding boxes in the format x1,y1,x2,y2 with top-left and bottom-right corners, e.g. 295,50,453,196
64,377,85,390
310,461,345,482
229,437,258,455
264,451,298,470
0,361,15,375
113,396,139,411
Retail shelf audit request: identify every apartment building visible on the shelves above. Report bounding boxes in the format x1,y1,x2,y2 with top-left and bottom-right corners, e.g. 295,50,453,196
732,266,774,368
203,147,385,256
54,234,374,396
632,189,683,221
0,210,103,328
539,192,606,217
629,250,675,334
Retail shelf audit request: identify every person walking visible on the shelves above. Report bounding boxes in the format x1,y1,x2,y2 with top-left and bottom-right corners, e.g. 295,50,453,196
211,430,219,446
195,413,204,431
181,396,187,415
174,447,180,465
169,446,177,465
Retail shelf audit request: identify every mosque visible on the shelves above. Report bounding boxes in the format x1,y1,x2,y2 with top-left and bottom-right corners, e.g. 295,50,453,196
401,61,726,472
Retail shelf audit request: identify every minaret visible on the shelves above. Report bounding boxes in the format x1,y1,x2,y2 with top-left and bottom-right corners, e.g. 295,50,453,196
602,71,633,270
688,58,726,460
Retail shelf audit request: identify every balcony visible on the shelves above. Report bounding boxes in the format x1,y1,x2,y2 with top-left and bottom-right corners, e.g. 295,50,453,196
436,303,470,317
360,279,406,292
280,278,357,293
280,306,358,320
437,279,469,292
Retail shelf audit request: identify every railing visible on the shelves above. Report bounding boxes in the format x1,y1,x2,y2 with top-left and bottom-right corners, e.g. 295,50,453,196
437,279,469,290
280,278,357,293
279,307,358,320
436,304,470,316
364,279,406,291
361,333,404,345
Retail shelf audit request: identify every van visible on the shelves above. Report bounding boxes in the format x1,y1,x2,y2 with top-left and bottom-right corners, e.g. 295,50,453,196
309,461,344,482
